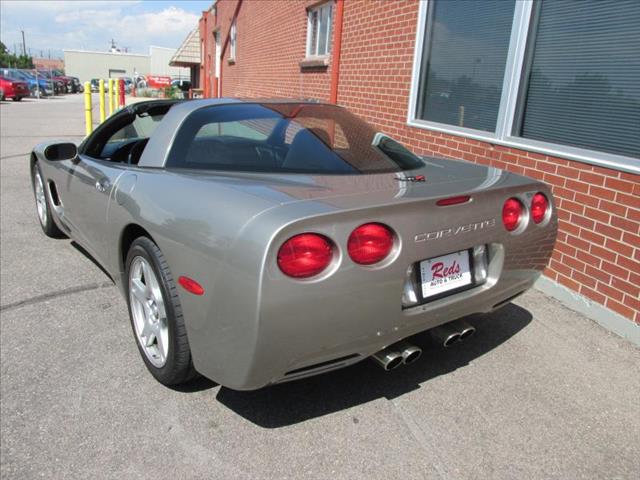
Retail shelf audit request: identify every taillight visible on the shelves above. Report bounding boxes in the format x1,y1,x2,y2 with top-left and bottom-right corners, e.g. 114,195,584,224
502,198,524,232
347,223,394,265
531,192,548,224
277,233,333,278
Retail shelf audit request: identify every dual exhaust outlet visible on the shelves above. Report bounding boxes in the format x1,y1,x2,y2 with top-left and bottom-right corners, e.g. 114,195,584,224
371,319,476,371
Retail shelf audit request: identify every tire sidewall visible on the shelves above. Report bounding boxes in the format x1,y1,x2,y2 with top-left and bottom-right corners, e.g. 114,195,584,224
32,162,54,235
125,239,183,384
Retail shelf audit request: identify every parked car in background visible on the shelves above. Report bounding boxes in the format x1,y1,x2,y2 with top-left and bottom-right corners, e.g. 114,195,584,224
0,76,29,101
0,68,53,97
30,99,557,389
19,70,55,96
69,76,83,93
90,78,100,92
50,71,73,93
36,70,65,94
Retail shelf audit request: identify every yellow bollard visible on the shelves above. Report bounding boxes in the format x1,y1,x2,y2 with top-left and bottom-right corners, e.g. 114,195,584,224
108,78,114,115
83,82,92,136
99,79,105,123
115,79,120,110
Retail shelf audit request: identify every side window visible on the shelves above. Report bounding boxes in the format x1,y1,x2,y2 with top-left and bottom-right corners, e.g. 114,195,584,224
94,113,165,161
107,114,163,144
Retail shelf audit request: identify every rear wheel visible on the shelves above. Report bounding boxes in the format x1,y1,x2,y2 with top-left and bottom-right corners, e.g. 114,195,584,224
12,96,22,102
32,162,64,238
125,237,198,385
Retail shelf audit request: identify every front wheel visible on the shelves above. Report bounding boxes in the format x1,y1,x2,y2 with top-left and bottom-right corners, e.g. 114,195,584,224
125,237,198,386
32,162,64,238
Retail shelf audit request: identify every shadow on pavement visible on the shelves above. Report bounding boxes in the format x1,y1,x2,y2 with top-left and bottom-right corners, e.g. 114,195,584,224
70,241,115,283
215,303,532,428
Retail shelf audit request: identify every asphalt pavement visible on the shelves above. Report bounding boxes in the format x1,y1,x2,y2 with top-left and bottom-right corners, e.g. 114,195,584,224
1,95,639,479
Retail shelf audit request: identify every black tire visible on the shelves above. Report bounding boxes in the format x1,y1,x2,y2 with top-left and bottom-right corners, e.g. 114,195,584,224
12,96,22,102
32,162,65,238
125,237,198,386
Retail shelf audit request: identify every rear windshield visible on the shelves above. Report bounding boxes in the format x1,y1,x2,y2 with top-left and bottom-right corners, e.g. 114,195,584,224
166,103,424,174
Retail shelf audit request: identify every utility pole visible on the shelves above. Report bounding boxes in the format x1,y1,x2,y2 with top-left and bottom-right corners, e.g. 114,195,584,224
21,30,26,56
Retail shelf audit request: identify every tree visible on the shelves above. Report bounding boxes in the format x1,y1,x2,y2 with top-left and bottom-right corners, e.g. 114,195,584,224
0,41,34,69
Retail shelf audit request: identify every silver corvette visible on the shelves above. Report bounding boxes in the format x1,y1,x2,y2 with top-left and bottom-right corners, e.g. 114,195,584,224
30,99,557,389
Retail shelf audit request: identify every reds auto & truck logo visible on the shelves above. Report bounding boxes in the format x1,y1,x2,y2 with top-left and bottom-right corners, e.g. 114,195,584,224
428,259,463,287
415,218,496,243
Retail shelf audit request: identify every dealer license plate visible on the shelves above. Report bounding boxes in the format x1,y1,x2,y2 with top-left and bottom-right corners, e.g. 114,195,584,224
420,250,472,299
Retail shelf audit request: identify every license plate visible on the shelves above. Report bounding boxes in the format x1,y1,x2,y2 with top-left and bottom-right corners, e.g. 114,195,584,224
420,250,472,299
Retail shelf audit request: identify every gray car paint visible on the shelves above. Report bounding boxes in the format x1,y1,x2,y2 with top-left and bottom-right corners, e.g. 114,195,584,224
32,99,557,390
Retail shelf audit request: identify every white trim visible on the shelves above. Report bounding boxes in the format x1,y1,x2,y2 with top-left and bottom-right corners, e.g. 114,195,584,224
407,0,640,175
407,117,640,175
63,49,148,58
407,0,428,126
495,0,533,139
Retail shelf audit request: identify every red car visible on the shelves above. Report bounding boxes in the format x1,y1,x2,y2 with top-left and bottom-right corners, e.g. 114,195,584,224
0,76,29,101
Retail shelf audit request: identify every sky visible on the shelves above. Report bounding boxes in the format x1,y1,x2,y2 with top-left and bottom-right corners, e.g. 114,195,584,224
0,0,212,58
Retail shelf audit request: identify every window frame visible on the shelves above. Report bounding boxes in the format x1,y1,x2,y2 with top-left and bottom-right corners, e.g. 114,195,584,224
229,21,237,61
306,2,333,58
407,0,640,174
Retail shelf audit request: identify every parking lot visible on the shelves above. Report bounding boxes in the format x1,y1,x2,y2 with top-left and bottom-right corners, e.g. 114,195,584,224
1,95,639,479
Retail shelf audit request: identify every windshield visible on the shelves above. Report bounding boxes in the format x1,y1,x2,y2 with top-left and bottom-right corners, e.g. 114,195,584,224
166,103,425,174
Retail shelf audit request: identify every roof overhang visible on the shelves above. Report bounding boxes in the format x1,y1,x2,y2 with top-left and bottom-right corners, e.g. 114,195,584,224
170,28,201,67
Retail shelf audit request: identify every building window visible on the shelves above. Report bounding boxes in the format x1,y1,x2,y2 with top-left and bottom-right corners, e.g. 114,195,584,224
415,0,516,132
515,0,640,159
229,21,237,61
408,0,640,174
307,2,332,57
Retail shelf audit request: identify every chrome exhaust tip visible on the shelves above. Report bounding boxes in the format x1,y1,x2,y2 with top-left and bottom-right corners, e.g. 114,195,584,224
396,340,422,365
371,348,403,371
429,323,462,348
456,320,476,341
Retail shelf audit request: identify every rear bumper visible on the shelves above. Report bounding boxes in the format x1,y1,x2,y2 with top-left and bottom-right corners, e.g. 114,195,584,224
276,267,540,384
239,250,544,390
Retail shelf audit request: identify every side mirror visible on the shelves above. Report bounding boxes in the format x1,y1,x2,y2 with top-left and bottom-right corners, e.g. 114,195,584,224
44,142,77,161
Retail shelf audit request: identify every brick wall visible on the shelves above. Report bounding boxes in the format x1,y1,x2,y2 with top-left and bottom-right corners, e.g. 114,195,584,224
214,0,333,100
204,0,640,324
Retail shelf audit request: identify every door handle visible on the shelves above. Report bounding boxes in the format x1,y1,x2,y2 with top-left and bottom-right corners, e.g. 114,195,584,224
95,178,110,193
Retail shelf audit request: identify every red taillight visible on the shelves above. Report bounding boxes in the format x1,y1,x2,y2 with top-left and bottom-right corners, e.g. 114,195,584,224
347,223,394,265
502,198,524,232
178,276,205,295
531,192,548,224
277,233,333,278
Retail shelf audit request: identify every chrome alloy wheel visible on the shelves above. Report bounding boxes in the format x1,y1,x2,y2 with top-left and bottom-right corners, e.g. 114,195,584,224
34,169,47,226
129,256,169,368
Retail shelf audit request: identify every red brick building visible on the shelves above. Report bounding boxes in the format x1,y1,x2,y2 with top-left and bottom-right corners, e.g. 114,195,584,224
198,0,640,339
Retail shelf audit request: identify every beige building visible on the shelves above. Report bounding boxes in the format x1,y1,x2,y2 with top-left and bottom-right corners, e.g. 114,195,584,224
64,47,189,82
